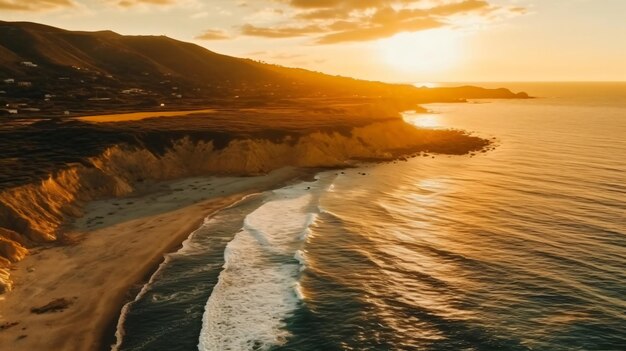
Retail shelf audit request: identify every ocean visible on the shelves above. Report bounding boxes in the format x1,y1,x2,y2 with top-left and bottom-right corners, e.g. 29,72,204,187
113,83,626,351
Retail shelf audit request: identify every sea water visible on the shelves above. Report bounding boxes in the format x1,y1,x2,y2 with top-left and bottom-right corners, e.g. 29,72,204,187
115,83,626,351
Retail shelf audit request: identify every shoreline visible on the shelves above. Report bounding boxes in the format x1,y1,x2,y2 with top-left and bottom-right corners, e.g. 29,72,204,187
105,191,263,351
0,167,312,351
0,112,493,350
103,209,213,351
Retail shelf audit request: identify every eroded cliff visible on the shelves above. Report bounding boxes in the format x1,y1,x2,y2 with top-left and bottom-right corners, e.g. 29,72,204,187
0,119,489,292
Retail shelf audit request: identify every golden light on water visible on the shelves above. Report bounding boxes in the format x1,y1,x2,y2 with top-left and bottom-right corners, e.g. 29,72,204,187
404,114,442,129
378,30,461,74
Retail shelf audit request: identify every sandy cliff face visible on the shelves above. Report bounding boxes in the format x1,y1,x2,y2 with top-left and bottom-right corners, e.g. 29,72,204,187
0,120,488,292
0,228,28,292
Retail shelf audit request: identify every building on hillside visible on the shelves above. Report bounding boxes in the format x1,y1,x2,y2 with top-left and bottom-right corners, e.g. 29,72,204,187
21,61,38,68
20,107,41,112
17,82,32,87
121,88,145,94
3,78,14,84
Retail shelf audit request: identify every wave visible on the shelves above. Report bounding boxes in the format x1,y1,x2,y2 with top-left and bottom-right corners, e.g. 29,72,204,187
198,177,329,351
112,193,260,351
112,220,212,351
0,119,489,292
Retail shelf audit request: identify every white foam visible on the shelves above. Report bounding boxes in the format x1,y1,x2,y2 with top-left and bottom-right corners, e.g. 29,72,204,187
199,180,326,351
299,213,319,240
294,249,308,272
112,222,208,351
294,282,306,301
112,194,259,351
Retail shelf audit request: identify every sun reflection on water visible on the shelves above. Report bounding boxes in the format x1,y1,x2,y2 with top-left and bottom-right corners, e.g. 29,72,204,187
403,113,442,129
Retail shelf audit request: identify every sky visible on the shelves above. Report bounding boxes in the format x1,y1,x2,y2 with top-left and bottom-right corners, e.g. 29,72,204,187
1,0,625,83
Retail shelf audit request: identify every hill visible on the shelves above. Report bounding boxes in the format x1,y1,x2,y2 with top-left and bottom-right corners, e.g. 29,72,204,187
0,21,528,117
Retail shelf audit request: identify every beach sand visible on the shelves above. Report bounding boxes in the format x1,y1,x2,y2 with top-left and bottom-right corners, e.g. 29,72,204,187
0,167,308,351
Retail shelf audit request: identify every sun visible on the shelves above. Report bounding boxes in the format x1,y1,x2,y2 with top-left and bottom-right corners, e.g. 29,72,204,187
378,29,462,74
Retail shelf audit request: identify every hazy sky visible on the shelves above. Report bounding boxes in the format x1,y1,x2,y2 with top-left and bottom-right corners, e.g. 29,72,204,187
1,0,625,82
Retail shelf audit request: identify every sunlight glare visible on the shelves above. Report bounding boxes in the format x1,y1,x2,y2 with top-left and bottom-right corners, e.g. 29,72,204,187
404,113,441,129
378,29,461,74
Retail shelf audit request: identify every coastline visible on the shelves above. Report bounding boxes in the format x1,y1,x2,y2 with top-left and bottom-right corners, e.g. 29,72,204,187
0,167,311,351
0,107,494,350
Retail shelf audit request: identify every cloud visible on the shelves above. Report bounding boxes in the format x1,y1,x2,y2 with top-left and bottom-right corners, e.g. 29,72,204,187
113,0,176,7
431,0,490,16
0,0,74,11
243,7,286,23
102,0,203,11
239,0,513,44
271,52,304,59
509,6,527,14
190,11,208,19
246,50,267,56
195,29,230,40
241,24,323,38
285,0,385,10
317,17,443,44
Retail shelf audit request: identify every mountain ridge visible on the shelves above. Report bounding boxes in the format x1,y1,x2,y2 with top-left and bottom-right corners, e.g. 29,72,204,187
0,20,528,117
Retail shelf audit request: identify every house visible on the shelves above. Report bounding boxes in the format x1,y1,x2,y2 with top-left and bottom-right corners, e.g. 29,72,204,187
3,78,14,84
21,61,38,68
17,81,32,87
121,88,144,94
21,107,41,112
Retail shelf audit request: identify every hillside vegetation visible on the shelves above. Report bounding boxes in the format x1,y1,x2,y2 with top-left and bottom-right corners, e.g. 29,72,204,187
0,21,527,117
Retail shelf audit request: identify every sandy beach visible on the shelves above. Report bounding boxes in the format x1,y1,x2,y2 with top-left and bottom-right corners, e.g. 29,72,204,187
0,167,309,351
